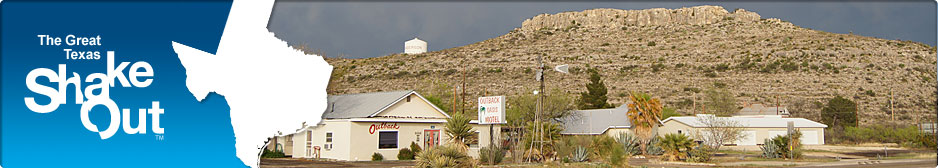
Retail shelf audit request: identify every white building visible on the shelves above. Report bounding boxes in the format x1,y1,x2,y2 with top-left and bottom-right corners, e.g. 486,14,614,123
658,114,827,145
404,38,427,54
272,90,500,161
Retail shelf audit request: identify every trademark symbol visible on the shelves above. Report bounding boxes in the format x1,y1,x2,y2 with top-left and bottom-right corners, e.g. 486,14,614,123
156,135,164,141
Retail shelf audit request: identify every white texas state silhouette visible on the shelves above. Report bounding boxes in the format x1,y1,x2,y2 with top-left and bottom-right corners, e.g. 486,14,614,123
170,0,332,167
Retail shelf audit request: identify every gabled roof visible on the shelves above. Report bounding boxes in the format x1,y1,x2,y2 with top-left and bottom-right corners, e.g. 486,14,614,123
322,90,449,119
662,115,827,128
559,105,632,135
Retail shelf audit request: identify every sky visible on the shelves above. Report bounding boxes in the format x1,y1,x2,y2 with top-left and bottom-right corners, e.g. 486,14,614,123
268,1,936,59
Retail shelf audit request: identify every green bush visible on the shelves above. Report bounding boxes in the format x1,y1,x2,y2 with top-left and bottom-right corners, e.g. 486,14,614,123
605,145,628,167
687,145,713,162
589,135,619,161
658,133,696,161
843,125,937,148
480,144,506,165
398,148,415,160
372,152,384,161
647,41,657,46
410,142,423,154
762,131,802,159
261,148,286,158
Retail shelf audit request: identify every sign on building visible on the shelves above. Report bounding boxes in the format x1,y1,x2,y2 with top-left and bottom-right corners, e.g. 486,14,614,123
478,96,506,124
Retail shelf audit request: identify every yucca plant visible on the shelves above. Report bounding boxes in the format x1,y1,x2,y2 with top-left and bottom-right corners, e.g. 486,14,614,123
570,146,589,162
480,144,506,165
617,133,641,156
415,144,478,168
657,133,696,161
445,112,475,146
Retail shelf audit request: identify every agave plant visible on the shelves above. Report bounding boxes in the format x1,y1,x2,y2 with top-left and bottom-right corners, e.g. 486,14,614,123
617,133,641,156
644,136,664,155
570,146,589,162
761,138,780,158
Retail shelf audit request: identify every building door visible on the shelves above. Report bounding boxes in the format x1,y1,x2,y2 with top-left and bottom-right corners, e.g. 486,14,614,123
424,129,440,148
306,130,312,157
801,130,819,145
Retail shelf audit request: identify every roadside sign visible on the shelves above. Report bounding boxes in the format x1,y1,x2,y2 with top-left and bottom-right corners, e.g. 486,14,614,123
478,96,507,124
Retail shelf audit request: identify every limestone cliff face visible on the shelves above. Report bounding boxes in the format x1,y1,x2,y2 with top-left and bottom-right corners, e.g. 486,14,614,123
521,6,760,32
327,6,937,126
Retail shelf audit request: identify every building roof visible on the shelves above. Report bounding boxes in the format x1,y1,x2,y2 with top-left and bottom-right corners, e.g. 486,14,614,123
662,114,827,128
559,105,631,135
322,90,448,119
737,104,789,116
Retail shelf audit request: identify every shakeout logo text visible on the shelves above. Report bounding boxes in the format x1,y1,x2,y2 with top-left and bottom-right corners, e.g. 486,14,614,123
24,34,165,139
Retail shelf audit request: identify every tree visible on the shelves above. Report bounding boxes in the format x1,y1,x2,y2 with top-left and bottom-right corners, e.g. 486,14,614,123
693,114,746,151
658,133,696,161
627,92,663,155
445,112,475,146
506,90,574,126
417,80,454,115
704,87,737,116
578,68,612,109
821,96,857,127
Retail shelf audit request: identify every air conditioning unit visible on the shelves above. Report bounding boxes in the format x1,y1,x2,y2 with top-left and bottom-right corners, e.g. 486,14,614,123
324,144,333,150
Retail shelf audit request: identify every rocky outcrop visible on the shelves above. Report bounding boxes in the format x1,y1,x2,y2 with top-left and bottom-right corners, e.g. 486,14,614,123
521,6,761,32
328,6,936,126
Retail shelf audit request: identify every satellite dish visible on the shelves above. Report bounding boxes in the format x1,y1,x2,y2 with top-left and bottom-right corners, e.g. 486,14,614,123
554,64,570,74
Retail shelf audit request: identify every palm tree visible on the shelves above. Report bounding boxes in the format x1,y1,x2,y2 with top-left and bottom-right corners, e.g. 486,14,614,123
658,133,696,161
445,112,475,147
626,92,663,155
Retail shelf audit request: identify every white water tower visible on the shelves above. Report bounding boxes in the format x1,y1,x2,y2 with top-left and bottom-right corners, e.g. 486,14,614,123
404,37,427,54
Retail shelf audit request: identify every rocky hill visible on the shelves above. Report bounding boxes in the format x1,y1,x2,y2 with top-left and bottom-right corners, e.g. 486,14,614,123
323,6,937,126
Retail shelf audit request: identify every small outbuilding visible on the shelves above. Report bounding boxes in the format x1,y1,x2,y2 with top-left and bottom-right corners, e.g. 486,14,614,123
658,114,827,146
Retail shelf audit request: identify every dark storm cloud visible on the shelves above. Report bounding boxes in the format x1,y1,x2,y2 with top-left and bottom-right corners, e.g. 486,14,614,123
268,1,935,59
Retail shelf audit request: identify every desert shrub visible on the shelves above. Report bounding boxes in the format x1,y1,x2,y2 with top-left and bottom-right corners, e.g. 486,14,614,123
605,145,628,167
590,135,619,161
261,148,285,158
658,133,696,161
556,136,591,161
398,148,415,160
415,144,477,168
616,133,641,156
410,142,423,154
647,41,657,46
843,125,937,148
480,144,506,165
372,152,384,161
687,145,713,162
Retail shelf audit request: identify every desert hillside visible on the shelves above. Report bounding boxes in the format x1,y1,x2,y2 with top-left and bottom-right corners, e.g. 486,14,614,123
324,5,937,126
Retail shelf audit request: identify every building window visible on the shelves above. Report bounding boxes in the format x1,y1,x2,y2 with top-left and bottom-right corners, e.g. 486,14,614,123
326,132,333,143
406,95,411,102
378,131,398,149
468,131,480,148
